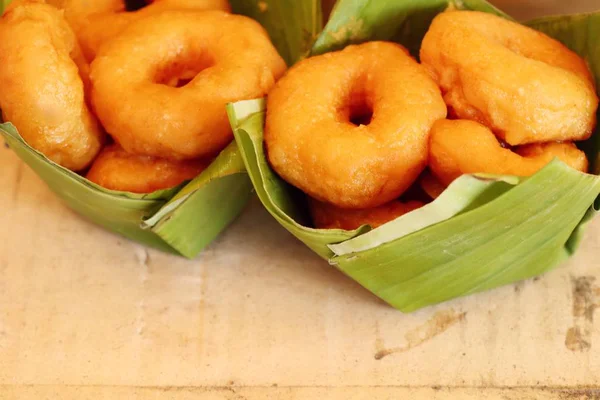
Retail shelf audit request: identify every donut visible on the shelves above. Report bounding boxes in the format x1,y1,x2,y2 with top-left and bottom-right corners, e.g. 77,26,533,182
265,41,447,209
90,10,286,161
309,198,424,230
420,10,598,146
0,1,104,171
86,144,208,193
76,0,231,61
429,119,589,186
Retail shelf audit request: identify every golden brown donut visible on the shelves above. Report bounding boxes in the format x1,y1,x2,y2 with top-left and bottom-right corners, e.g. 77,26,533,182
266,41,447,209
76,0,231,61
87,144,209,193
90,10,286,161
429,119,588,186
420,10,598,145
0,1,104,171
309,198,424,230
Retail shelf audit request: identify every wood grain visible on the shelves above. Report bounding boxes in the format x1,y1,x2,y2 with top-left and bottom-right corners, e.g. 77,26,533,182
2,1,600,398
2,125,600,397
2,385,600,400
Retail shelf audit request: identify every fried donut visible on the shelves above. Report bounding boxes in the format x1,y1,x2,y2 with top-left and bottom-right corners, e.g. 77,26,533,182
266,41,447,209
76,0,231,61
420,11,598,145
429,119,588,186
0,1,104,171
87,144,209,193
90,10,286,161
309,198,423,230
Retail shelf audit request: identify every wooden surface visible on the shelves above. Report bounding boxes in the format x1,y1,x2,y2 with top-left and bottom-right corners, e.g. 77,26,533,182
2,138,600,399
3,1,600,399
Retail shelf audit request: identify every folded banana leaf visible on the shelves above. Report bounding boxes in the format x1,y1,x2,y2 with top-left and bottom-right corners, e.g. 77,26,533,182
230,0,600,311
1,123,252,258
0,0,321,258
229,0,323,65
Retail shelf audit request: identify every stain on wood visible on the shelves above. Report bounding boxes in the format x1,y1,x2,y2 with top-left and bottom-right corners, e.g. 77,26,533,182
565,276,598,352
514,281,525,293
11,162,23,203
375,309,466,360
555,388,600,399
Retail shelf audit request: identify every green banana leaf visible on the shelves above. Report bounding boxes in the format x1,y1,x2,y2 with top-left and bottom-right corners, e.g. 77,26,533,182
229,0,323,65
312,0,508,57
1,123,251,258
231,0,600,311
0,0,322,258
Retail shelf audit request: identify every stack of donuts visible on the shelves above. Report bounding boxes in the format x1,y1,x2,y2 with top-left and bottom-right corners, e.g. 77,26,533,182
0,0,286,193
1,2,596,224
264,11,598,230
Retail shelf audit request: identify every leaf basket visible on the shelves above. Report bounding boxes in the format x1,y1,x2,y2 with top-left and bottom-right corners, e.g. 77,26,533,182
230,0,600,311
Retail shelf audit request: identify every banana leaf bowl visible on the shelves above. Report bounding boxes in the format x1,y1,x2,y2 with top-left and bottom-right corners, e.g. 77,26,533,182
230,0,600,311
0,0,321,258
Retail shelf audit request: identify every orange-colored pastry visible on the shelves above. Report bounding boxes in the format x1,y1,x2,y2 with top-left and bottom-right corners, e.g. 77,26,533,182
309,198,424,230
90,11,286,160
421,10,598,145
0,1,104,171
429,119,588,185
266,41,446,209
87,144,209,193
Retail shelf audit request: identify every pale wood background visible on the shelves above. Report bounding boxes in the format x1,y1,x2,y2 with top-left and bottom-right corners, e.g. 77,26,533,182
2,1,600,399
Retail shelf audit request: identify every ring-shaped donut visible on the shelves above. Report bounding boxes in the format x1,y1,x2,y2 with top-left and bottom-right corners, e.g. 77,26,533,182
420,10,598,146
87,144,209,193
429,119,588,186
0,1,104,171
76,0,231,61
309,198,424,230
90,10,286,160
265,41,447,209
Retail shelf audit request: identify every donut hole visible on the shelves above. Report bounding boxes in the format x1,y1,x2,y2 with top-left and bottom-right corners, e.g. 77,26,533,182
349,107,373,126
166,71,199,88
153,52,216,88
347,91,374,127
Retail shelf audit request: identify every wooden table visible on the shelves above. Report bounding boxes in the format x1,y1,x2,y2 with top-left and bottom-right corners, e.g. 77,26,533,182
2,1,600,399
